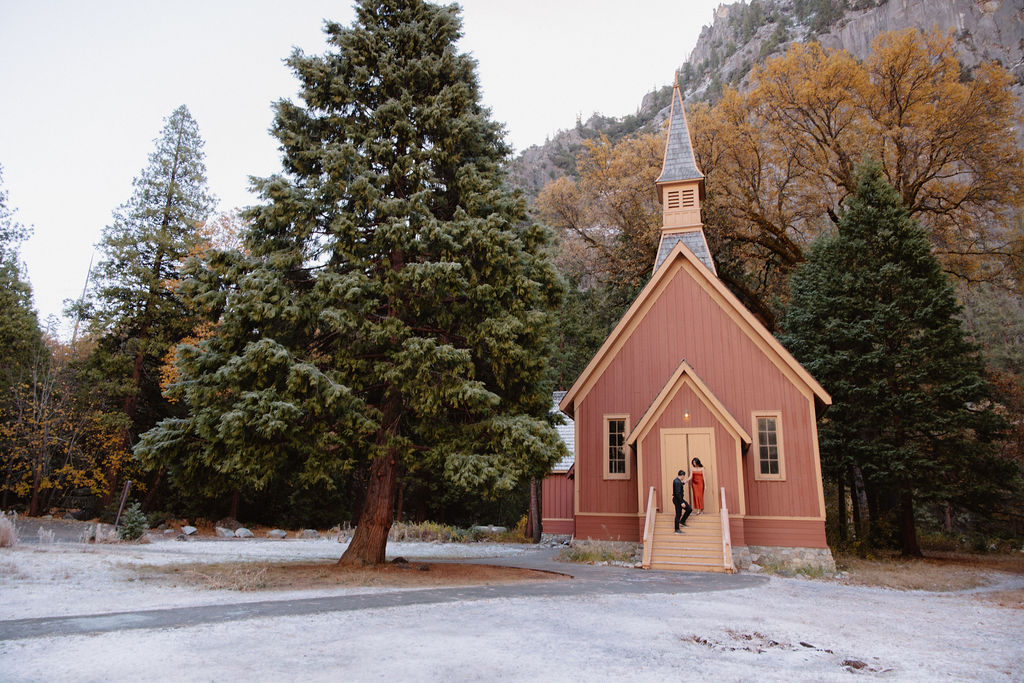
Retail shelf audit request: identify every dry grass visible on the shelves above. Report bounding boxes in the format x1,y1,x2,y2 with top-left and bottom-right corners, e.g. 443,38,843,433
136,560,567,591
837,551,1024,608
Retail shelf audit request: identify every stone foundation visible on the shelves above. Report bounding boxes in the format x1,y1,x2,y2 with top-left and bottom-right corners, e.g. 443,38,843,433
733,545,836,574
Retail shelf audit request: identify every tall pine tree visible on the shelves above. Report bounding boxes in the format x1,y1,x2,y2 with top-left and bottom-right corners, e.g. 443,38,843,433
84,105,215,502
780,161,1011,556
137,0,565,564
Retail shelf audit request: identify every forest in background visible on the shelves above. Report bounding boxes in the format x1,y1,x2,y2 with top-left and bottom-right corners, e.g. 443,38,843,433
1,0,1022,559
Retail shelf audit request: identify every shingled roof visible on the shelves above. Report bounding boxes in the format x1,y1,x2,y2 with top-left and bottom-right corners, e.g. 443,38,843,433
656,80,703,186
655,230,716,274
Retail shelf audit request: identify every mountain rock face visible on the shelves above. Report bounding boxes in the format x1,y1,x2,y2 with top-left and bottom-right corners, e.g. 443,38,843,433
509,0,1024,197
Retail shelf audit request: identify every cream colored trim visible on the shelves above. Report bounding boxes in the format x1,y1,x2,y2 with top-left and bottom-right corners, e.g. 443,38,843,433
627,361,751,448
573,403,581,518
603,414,630,480
574,512,643,518
752,411,786,481
559,242,831,419
808,395,828,519
542,517,574,522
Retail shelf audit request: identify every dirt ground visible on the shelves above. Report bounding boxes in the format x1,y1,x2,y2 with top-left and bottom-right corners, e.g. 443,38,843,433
136,559,568,592
837,550,1024,609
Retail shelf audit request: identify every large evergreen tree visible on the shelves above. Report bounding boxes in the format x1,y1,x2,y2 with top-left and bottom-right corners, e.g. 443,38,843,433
780,161,1013,556
137,0,565,564
83,106,215,502
0,165,43,376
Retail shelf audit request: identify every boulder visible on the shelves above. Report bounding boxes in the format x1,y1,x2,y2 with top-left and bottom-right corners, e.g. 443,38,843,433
267,529,288,539
471,525,506,534
234,527,254,538
300,529,320,540
214,526,235,538
214,517,242,531
181,525,197,536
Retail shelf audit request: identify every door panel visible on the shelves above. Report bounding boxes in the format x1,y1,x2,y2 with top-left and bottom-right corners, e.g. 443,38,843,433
659,429,717,514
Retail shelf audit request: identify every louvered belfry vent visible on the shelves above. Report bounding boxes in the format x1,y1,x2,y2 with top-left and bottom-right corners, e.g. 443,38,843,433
654,73,716,276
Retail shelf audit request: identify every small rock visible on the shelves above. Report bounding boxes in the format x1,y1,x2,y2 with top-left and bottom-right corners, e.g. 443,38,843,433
234,527,254,538
214,526,235,538
843,660,867,670
418,564,430,572
175,534,188,541
392,556,409,565
748,563,763,573
163,529,175,535
300,529,320,540
181,525,197,536
267,529,287,539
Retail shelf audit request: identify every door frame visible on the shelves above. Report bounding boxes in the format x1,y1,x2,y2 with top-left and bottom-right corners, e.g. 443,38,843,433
659,427,718,514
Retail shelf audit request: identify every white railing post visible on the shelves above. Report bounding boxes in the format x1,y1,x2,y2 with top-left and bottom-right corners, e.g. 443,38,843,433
720,487,734,572
642,486,657,569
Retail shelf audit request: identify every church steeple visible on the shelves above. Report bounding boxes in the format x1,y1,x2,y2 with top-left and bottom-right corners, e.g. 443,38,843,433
653,73,715,275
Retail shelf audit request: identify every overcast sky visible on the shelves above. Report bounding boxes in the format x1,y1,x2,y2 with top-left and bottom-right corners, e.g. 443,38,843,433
0,0,720,334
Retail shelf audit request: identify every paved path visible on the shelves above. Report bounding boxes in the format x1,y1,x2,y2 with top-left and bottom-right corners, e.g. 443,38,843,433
0,548,765,641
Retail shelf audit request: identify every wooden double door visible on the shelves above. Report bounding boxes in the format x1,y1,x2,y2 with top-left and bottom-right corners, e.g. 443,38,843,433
660,428,717,514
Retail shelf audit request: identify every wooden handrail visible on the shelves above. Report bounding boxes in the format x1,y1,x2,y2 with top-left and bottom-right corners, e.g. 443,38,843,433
641,486,657,569
720,486,734,572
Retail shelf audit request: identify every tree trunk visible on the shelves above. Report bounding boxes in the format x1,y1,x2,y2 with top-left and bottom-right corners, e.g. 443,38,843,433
528,477,541,543
339,449,397,566
849,468,862,541
943,504,952,532
837,475,847,543
141,467,165,512
899,487,923,557
229,489,240,520
852,464,869,539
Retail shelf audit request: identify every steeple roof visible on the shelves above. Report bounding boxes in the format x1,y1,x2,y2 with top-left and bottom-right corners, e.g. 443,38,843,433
656,77,703,186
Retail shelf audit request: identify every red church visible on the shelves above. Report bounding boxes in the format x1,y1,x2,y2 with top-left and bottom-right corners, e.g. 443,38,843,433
542,77,836,574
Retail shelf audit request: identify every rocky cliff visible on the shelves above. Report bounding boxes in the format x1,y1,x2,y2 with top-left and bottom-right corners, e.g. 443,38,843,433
509,0,1024,197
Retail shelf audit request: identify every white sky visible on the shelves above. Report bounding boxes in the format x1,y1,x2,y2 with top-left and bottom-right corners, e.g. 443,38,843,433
0,0,720,333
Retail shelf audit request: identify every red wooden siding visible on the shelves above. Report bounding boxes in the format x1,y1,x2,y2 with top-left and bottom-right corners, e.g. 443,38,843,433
742,518,828,548
637,382,742,514
574,259,824,535
575,514,642,542
541,473,574,535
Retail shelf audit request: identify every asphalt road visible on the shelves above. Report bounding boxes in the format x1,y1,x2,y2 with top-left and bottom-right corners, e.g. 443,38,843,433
0,539,765,641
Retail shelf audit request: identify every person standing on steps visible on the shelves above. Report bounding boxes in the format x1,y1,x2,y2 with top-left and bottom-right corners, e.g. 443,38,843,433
690,457,705,515
672,469,692,533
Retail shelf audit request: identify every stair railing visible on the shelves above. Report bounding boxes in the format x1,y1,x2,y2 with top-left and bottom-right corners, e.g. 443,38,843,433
720,486,734,572
641,486,657,569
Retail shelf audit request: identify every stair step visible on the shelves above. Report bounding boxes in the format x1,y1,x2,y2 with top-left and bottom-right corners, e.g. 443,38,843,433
649,562,730,573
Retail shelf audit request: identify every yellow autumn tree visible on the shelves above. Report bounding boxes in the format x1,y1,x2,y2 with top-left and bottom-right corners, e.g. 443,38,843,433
537,131,664,303
158,210,247,400
693,28,1024,326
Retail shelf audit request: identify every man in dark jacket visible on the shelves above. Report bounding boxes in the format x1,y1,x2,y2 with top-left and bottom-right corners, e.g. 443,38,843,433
672,469,692,533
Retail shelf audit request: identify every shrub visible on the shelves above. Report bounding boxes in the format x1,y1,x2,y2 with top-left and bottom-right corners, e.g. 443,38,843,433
0,515,17,548
118,502,148,541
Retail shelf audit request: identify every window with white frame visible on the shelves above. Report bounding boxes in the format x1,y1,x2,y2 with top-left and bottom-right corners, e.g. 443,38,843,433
754,412,785,480
604,415,629,479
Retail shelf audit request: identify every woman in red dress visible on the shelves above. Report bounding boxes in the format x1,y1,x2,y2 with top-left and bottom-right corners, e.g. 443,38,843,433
690,457,705,514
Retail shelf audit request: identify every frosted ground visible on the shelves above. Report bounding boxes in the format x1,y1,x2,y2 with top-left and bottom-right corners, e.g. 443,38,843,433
1,536,1021,681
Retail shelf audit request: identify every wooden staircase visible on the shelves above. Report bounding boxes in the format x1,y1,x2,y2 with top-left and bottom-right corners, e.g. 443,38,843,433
646,512,731,572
